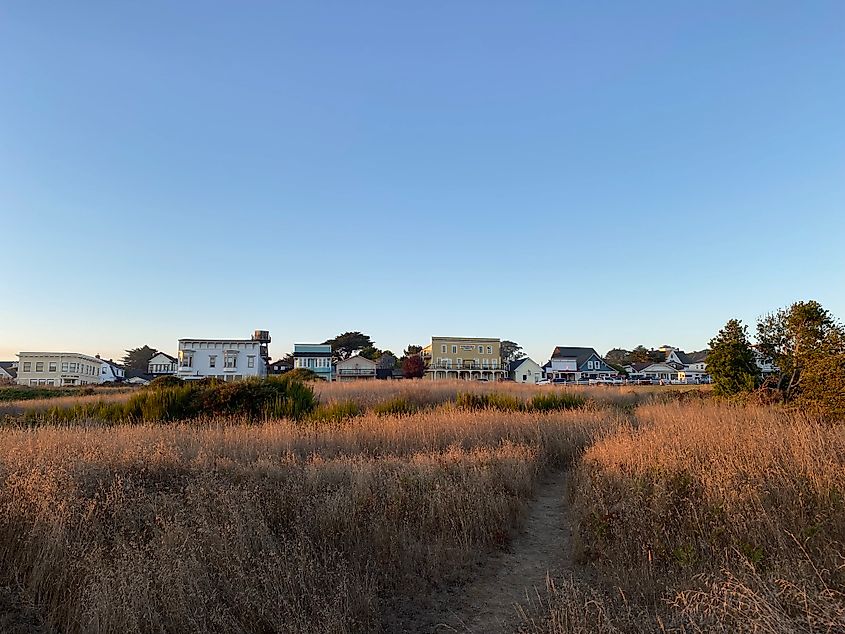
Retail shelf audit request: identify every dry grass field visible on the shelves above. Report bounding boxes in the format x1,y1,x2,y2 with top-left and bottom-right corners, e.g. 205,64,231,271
0,380,841,633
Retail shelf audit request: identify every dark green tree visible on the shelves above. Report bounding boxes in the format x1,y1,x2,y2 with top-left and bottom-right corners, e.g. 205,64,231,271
323,332,374,363
500,340,525,364
605,348,630,365
358,345,383,361
757,300,840,402
629,345,650,363
403,344,423,357
708,319,760,397
121,345,158,372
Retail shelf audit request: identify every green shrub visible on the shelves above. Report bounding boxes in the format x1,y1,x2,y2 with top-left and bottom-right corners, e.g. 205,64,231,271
373,397,418,417
24,377,316,424
530,391,586,412
283,368,324,382
310,400,361,424
148,375,184,389
455,392,525,411
0,387,73,402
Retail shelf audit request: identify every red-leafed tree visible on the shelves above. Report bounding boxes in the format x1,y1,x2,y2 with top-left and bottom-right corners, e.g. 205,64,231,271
402,354,426,379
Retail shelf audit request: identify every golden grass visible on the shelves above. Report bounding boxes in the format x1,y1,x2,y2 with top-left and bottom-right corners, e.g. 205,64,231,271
0,407,621,633
556,400,845,632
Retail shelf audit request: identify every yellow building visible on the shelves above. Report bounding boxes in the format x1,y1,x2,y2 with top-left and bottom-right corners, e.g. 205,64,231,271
422,337,505,381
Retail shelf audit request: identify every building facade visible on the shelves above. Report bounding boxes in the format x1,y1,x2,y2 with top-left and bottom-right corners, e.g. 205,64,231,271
336,355,377,381
16,352,105,386
99,359,125,383
176,335,268,381
423,337,506,381
544,347,616,382
148,352,178,376
508,357,544,384
293,344,333,381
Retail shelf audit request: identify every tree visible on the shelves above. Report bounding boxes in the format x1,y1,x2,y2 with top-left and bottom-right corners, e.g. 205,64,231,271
757,300,840,402
500,340,525,364
323,332,374,363
276,352,295,367
358,346,383,361
402,354,426,379
121,345,158,372
628,346,650,363
708,319,760,398
795,328,845,420
404,344,423,357
605,348,630,365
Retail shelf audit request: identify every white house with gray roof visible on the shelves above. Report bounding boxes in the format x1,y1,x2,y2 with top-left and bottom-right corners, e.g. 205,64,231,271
543,347,616,382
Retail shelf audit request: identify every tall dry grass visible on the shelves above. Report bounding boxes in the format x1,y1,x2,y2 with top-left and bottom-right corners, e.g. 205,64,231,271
0,407,621,633
314,378,690,411
557,400,845,632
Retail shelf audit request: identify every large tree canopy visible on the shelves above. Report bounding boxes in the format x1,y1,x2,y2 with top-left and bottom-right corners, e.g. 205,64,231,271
605,348,630,365
323,332,374,363
121,345,158,372
708,319,760,398
500,341,525,364
757,300,844,405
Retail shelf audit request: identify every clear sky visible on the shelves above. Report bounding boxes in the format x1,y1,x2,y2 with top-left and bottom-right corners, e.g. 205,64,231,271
2,2,844,365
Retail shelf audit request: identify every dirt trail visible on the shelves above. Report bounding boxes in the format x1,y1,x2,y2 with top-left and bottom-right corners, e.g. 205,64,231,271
430,469,575,633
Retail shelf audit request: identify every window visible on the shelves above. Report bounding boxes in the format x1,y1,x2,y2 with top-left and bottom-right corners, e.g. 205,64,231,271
487,346,493,354
441,345,447,353
452,345,457,354
62,362,68,372
180,351,193,368
23,362,31,372
224,353,237,369
35,362,44,372
209,355,216,368
478,345,483,353
247,356,255,368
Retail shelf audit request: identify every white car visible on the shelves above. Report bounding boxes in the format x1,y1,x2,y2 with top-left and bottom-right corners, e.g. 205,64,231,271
536,378,551,385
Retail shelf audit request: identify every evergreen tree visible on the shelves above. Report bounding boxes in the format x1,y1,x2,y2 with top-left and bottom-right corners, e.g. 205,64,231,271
500,340,525,364
708,319,760,397
121,345,158,372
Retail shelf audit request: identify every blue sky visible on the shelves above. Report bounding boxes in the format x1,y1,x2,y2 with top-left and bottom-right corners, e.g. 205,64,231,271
1,1,844,364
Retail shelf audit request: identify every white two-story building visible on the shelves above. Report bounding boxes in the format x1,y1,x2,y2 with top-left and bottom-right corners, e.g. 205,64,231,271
176,331,270,381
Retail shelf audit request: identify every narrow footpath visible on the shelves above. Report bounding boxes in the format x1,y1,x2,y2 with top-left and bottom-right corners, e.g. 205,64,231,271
428,469,575,633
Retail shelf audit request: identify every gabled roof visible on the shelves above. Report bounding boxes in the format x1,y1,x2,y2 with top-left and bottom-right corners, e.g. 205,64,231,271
507,357,537,372
150,351,178,363
667,349,709,365
0,361,16,379
550,347,603,367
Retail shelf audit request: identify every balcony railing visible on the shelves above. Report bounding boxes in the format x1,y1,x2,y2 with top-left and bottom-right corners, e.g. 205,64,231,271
337,368,376,376
428,362,502,370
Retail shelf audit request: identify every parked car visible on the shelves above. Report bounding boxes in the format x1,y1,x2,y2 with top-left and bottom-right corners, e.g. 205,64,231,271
536,378,551,385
